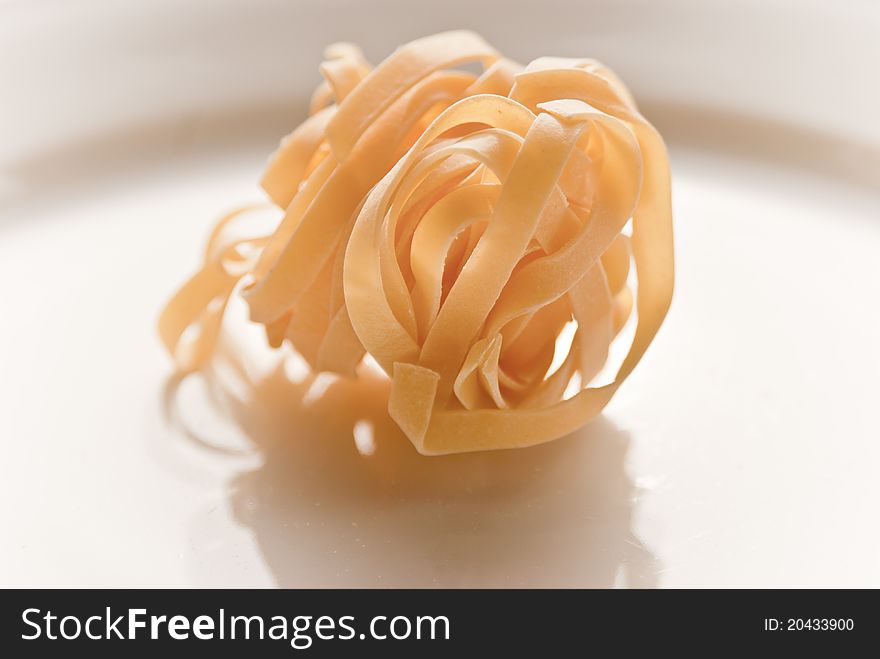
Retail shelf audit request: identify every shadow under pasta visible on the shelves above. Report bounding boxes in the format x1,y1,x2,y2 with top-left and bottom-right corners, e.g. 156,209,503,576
176,358,659,588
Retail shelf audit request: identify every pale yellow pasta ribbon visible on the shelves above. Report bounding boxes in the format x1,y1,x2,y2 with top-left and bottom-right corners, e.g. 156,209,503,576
159,31,673,455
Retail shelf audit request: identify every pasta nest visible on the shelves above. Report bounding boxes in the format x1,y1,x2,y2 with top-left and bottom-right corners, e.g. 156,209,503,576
160,31,674,455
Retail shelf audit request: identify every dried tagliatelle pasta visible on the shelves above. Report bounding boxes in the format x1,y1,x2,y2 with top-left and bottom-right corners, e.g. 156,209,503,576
159,31,674,455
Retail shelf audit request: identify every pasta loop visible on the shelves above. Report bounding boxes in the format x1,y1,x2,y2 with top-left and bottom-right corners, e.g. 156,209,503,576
160,31,674,455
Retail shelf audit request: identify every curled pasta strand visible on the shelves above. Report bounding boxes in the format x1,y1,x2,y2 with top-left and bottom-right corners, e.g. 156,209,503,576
160,31,674,455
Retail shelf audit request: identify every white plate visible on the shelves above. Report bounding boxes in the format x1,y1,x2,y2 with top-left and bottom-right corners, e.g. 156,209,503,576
1,0,878,587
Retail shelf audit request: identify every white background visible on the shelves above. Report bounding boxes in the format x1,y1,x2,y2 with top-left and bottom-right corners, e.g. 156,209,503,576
1,0,878,587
